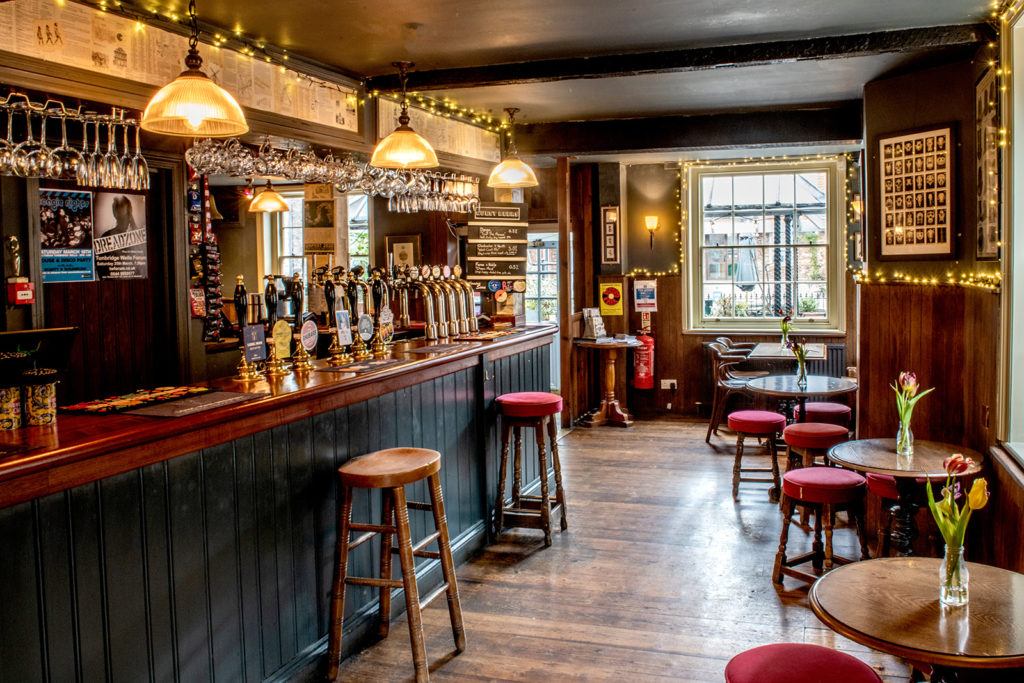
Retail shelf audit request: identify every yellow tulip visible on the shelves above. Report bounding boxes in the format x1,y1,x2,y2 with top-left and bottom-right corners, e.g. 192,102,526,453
968,478,989,510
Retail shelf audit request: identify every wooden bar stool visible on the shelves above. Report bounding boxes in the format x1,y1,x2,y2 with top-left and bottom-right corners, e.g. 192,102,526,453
792,401,851,426
725,643,881,682
726,410,786,502
866,473,899,557
782,422,849,470
772,467,869,585
494,392,568,546
327,448,466,682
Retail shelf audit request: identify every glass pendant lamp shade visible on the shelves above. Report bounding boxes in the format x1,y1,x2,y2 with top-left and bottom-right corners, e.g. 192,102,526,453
487,108,538,189
370,61,439,169
248,181,288,213
141,0,248,138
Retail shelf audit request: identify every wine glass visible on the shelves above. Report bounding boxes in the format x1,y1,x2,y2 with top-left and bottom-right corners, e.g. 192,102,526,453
76,116,92,185
129,124,149,191
47,111,82,180
119,123,133,184
12,108,44,177
88,119,106,187
102,121,123,188
0,105,15,175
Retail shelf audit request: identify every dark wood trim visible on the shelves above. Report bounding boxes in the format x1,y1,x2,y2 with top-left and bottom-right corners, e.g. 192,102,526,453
557,157,572,425
365,25,990,92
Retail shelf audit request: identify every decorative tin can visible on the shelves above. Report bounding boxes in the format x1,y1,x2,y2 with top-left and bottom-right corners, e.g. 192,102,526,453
22,368,59,426
0,386,20,430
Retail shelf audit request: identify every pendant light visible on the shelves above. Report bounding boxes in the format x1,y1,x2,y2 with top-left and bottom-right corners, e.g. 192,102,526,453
370,62,438,169
248,179,288,213
487,108,538,189
141,0,248,137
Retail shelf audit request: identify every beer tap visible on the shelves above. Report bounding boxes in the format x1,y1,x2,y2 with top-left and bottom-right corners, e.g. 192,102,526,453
262,275,289,378
322,269,336,326
288,272,304,323
264,275,279,327
392,264,412,329
368,267,390,357
233,274,247,333
346,266,371,360
288,273,314,372
349,265,372,317
451,265,479,333
326,266,353,366
423,265,451,339
434,266,462,337
408,266,439,341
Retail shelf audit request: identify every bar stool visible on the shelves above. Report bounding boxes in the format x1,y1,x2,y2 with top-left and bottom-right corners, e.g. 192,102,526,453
782,422,849,470
327,448,466,682
773,467,869,585
792,401,851,426
725,643,881,682
726,410,786,502
866,473,899,557
494,392,568,546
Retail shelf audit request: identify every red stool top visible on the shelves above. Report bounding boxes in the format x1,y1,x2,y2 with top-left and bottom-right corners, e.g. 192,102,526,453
783,467,865,505
783,422,849,450
496,391,563,418
727,410,786,435
866,473,899,500
793,401,851,426
725,643,881,683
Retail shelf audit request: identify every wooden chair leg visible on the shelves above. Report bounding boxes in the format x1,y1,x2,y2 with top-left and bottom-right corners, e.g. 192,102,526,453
511,426,523,507
327,484,354,681
823,504,835,570
732,433,746,501
767,437,781,503
378,491,395,638
428,473,466,653
705,385,722,442
393,486,428,683
546,415,568,531
772,496,793,584
535,417,553,546
493,419,513,535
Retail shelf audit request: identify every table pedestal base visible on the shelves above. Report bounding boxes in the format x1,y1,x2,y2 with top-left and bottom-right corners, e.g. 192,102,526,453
892,478,920,557
582,399,633,428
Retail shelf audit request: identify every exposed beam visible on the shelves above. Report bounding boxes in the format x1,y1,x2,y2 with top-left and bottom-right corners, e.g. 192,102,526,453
365,24,990,92
514,103,863,156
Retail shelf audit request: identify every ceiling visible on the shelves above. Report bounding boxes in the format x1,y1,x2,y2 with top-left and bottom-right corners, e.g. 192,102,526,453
161,1,993,134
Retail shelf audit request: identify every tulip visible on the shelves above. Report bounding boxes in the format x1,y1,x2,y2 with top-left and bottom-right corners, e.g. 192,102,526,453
943,454,973,475
899,371,919,396
968,478,990,510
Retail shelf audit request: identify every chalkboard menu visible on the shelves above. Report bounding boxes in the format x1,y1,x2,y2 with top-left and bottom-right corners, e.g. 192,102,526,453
465,203,529,281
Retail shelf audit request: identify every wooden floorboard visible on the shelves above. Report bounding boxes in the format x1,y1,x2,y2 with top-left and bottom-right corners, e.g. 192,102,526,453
332,417,908,682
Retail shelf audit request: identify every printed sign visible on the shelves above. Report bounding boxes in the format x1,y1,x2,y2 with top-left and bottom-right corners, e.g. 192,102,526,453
272,319,292,359
335,310,353,345
466,260,526,278
467,242,528,258
466,204,528,281
600,283,624,316
473,204,522,221
94,192,148,279
300,319,319,351
39,189,95,282
640,311,652,332
242,324,267,363
357,313,373,341
634,279,657,312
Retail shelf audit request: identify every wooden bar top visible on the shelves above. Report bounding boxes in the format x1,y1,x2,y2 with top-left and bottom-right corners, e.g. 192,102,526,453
0,325,556,509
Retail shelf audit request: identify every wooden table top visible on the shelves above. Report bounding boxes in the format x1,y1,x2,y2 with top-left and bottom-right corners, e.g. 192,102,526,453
828,439,985,479
810,557,1024,668
574,338,643,350
745,374,858,398
747,342,827,360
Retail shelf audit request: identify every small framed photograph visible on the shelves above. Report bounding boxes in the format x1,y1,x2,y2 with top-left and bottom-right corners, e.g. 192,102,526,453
600,205,620,264
385,234,421,270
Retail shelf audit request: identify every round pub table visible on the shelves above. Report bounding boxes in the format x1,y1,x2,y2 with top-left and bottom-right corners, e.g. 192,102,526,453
811,557,1024,682
575,338,642,428
828,439,983,557
745,374,858,423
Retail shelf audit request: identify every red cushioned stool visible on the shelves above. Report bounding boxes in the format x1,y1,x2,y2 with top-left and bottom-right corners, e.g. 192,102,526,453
493,392,567,546
727,410,786,502
792,401,852,426
866,473,899,557
783,422,850,470
772,467,869,585
725,643,881,682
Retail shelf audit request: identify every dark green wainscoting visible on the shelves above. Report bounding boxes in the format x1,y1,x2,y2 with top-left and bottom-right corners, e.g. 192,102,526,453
0,341,551,682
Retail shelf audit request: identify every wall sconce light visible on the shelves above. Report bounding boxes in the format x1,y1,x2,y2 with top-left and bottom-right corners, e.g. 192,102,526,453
851,193,863,222
644,215,659,249
242,178,254,199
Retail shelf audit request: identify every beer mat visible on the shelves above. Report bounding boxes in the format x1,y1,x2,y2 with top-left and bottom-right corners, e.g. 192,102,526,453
404,343,465,353
316,358,413,373
455,329,525,341
125,391,258,418
62,386,212,414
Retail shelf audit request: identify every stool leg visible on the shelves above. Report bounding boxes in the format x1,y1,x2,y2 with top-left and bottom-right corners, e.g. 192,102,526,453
511,426,523,508
378,490,395,638
772,495,793,584
767,436,781,503
811,505,824,571
546,414,568,531
327,484,354,681
732,433,745,501
535,418,553,547
854,499,870,561
705,385,721,443
428,472,467,653
823,504,835,570
494,418,513,535
393,486,429,683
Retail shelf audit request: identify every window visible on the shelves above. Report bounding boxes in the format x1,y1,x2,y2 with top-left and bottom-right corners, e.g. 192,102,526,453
261,190,307,282
687,159,845,332
525,233,560,390
347,194,370,269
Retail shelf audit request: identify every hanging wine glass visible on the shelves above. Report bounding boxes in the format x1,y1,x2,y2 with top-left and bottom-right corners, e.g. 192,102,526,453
129,124,149,191
0,105,15,175
89,119,106,187
102,120,123,188
12,108,43,177
47,111,83,180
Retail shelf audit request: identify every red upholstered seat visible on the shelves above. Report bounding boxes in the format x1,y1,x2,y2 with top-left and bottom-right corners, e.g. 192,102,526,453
725,643,881,683
783,422,849,450
866,473,899,500
783,467,865,504
793,401,851,426
496,392,563,418
727,410,786,435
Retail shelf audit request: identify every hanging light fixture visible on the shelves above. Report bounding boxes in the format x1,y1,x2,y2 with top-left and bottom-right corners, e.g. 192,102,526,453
248,179,288,213
487,108,538,189
370,62,438,169
141,0,248,137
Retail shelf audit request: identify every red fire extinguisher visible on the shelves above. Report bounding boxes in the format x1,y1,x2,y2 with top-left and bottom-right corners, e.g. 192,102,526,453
634,334,655,389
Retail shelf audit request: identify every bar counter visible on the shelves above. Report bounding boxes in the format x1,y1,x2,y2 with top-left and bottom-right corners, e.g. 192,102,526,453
0,325,555,682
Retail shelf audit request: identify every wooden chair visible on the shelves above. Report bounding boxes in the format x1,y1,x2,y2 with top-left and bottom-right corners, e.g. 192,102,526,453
706,341,759,442
714,337,771,380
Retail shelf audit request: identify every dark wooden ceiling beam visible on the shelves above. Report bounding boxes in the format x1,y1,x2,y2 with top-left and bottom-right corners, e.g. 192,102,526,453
365,24,991,92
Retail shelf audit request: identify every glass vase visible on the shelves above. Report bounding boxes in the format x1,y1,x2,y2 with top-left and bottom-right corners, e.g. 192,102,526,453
896,419,914,458
795,358,807,388
940,545,969,606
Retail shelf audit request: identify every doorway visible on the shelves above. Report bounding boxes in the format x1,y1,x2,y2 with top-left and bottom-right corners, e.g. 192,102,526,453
526,233,560,390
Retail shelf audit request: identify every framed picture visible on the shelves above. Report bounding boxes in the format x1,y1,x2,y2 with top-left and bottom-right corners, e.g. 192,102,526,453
304,200,335,228
385,235,421,270
600,205,620,264
877,125,955,260
976,69,1001,260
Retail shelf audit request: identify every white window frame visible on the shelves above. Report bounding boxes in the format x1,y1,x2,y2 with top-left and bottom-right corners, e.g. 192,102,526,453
685,158,846,334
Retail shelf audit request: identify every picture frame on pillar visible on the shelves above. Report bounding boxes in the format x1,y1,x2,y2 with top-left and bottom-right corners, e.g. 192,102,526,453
601,205,621,264
976,68,1001,261
385,234,421,270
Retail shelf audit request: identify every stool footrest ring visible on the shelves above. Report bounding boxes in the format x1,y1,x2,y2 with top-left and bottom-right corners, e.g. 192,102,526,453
418,581,451,610
345,576,403,589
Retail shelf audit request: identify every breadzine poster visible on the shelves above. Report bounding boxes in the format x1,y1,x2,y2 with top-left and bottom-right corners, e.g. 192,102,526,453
39,189,95,283
600,283,624,316
93,192,148,279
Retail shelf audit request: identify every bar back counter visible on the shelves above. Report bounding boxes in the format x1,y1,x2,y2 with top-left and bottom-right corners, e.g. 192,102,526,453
0,326,555,682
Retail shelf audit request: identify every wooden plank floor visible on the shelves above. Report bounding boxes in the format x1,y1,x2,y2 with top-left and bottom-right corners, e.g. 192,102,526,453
333,417,908,682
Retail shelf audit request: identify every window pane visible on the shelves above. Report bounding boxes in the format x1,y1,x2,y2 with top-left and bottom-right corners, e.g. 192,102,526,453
764,174,794,208
702,247,733,283
703,176,732,208
733,175,763,209
540,274,558,298
797,283,827,317
540,299,558,322
795,245,828,283
704,215,733,246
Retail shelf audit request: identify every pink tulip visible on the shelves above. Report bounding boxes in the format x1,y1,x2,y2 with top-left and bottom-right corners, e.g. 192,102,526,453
943,454,973,475
899,371,919,396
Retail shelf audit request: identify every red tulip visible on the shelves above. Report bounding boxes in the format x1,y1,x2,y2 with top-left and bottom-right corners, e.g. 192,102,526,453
899,371,919,396
943,453,973,475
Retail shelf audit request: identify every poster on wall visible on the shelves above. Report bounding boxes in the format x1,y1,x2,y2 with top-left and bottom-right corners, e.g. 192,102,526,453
634,279,657,312
599,283,624,316
878,125,954,259
976,68,1001,260
39,189,95,282
93,192,148,279
303,198,336,255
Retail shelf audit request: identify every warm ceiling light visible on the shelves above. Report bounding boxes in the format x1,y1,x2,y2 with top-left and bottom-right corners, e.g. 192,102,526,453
370,61,438,169
644,215,659,249
488,108,538,189
248,180,288,213
141,0,248,137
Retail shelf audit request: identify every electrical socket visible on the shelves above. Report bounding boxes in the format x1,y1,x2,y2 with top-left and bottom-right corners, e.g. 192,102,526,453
660,379,677,390
667,402,672,410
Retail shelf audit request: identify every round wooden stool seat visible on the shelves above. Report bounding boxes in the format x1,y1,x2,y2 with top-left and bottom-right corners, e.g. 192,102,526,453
339,448,441,489
727,410,786,434
783,467,865,504
783,422,849,450
866,472,899,500
496,391,563,418
725,643,881,682
793,402,851,426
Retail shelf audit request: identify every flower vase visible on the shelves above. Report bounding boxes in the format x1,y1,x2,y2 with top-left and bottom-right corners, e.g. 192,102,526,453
795,358,807,389
896,419,914,459
781,330,789,347
940,545,969,606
